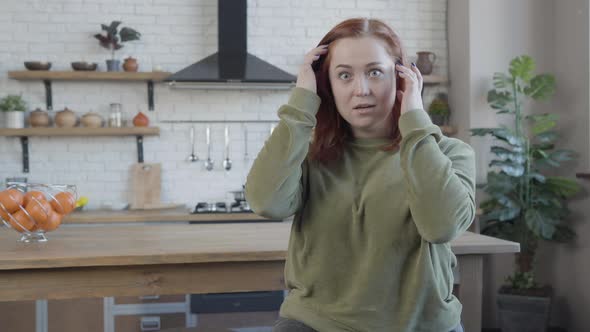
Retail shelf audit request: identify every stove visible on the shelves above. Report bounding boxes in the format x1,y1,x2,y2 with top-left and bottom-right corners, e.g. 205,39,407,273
191,201,252,214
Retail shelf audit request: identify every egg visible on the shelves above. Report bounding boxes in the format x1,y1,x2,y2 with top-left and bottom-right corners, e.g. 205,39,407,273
23,191,46,207
40,210,63,232
0,189,25,213
50,192,75,215
25,199,52,227
7,210,36,233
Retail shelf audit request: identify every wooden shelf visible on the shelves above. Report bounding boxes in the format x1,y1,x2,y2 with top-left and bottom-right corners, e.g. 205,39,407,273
423,75,448,85
1,127,159,173
7,71,171,111
7,71,171,82
0,127,159,137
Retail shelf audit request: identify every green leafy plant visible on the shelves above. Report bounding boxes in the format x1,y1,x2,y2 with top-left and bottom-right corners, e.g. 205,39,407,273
94,21,141,61
0,95,26,112
471,55,581,293
428,94,450,116
428,93,450,126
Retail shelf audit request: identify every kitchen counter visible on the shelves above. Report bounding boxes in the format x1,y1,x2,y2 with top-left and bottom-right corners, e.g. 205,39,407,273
63,208,279,224
0,223,518,332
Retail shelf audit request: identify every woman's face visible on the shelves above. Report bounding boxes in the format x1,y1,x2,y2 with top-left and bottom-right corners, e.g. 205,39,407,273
328,36,397,139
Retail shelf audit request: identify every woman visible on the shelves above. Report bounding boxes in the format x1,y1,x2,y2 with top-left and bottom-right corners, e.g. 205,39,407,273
245,18,474,332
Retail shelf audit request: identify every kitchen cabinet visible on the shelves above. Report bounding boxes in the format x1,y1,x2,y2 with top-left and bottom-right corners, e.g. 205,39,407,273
115,313,186,332
0,127,159,173
0,298,103,332
48,298,103,332
0,300,36,332
0,296,189,332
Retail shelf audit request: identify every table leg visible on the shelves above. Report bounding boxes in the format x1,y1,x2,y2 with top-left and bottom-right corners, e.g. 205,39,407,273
35,299,48,332
458,255,483,332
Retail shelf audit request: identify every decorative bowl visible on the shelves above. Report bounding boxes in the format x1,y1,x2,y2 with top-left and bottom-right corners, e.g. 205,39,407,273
71,62,98,71
0,183,77,243
24,61,52,71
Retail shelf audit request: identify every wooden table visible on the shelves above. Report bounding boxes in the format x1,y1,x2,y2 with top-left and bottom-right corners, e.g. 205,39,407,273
0,223,518,332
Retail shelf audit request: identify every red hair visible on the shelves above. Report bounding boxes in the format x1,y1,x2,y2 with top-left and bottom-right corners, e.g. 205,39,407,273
308,18,406,164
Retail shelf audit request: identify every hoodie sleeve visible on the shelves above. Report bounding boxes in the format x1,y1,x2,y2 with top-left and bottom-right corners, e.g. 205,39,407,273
245,87,320,219
398,109,476,243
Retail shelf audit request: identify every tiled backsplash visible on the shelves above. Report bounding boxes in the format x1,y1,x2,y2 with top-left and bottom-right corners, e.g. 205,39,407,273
0,0,449,209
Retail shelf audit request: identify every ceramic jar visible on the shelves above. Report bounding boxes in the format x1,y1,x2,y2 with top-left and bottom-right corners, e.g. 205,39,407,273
416,51,436,75
80,112,103,128
54,108,77,128
28,108,50,127
132,111,149,127
123,57,139,72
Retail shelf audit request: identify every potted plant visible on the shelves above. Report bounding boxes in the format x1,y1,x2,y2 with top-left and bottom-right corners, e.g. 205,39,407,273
471,55,581,332
428,92,450,125
0,95,27,128
94,21,141,72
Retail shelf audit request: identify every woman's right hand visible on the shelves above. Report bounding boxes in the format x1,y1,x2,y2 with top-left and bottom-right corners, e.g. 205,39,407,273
296,45,329,94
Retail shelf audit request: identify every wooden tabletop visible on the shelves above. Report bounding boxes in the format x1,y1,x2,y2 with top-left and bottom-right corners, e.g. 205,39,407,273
0,223,519,271
63,208,278,224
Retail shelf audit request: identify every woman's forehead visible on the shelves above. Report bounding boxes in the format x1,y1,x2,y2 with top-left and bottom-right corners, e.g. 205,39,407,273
329,36,394,68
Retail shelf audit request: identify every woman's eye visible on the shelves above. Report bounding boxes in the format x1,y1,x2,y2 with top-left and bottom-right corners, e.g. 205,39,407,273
338,72,351,80
369,69,383,78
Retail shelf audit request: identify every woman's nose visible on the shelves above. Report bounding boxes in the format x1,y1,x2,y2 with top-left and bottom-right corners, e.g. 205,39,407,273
353,77,370,96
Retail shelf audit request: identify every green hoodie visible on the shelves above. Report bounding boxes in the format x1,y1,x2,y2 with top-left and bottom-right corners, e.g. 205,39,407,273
246,87,476,332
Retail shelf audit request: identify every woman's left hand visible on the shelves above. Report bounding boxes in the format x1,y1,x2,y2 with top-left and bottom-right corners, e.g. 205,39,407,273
395,63,424,114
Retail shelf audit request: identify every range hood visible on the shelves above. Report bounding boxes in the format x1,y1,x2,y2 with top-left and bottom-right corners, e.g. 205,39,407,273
166,0,296,90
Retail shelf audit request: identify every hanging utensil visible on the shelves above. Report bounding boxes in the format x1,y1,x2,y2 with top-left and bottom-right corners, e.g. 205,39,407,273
223,125,232,171
204,125,214,171
243,124,249,162
187,126,198,162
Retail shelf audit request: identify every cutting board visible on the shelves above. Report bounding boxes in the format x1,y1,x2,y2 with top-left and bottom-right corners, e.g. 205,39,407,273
130,163,162,210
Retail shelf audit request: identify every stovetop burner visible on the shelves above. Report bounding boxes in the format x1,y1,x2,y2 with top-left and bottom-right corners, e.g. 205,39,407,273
192,201,252,214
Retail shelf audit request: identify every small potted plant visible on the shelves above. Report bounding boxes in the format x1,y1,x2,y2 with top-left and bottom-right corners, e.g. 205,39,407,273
428,92,450,125
0,95,27,128
94,21,141,72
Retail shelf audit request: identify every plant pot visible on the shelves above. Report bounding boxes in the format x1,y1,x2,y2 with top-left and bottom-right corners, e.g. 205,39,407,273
497,292,552,332
106,59,120,72
430,114,448,126
4,111,25,128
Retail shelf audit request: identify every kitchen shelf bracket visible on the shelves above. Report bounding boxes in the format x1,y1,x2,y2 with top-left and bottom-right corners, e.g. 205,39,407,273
147,81,155,111
20,136,29,173
136,136,144,163
43,80,53,110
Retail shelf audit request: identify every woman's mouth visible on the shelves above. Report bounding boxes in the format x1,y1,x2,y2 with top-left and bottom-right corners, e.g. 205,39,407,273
353,104,376,113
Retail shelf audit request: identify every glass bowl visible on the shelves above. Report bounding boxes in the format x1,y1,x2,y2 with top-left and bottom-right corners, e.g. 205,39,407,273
0,183,77,243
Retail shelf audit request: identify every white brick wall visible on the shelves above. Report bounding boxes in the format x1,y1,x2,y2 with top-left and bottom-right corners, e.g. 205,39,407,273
0,0,448,209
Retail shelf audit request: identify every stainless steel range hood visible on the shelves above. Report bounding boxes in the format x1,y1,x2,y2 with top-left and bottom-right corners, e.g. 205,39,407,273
166,0,296,90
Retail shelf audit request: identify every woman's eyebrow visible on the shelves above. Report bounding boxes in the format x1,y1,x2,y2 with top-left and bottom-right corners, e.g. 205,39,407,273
334,62,384,69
